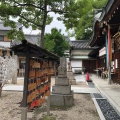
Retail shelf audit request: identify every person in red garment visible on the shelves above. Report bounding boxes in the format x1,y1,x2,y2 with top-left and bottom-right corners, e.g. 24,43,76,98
86,72,90,81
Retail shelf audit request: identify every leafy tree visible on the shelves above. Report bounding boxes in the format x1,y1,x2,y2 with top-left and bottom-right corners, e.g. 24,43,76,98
58,0,108,40
44,28,70,57
0,0,74,47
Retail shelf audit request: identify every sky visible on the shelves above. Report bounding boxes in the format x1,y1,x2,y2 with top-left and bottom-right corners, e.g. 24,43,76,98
23,13,67,35
23,13,75,40
45,12,67,35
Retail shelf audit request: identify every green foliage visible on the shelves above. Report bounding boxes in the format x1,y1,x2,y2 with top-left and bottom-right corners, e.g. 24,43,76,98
0,0,73,46
59,0,108,40
7,29,25,41
44,28,70,57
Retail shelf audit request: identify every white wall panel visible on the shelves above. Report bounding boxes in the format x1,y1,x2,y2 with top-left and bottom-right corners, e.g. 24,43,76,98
71,60,82,72
0,42,10,47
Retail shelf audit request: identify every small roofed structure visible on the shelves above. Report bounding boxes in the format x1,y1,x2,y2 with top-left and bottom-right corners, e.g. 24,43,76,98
11,40,59,119
11,39,59,60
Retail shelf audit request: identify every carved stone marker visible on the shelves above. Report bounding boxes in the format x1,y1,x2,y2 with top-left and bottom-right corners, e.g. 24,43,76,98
67,62,76,85
58,65,67,77
50,57,74,106
68,62,72,71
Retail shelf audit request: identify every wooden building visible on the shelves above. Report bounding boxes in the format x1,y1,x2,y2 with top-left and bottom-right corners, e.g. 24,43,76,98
89,0,120,84
69,40,98,73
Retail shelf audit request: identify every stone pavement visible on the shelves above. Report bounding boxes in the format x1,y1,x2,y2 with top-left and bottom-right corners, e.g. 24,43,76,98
3,75,98,94
71,74,99,93
3,85,23,91
2,73,120,114
90,74,120,114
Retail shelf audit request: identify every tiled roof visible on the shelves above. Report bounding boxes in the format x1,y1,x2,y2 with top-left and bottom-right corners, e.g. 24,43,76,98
0,22,22,30
11,40,21,47
25,34,39,45
11,40,59,60
70,40,94,49
11,34,39,47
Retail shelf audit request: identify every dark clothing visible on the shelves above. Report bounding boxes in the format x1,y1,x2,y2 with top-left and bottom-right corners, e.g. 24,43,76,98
98,69,102,77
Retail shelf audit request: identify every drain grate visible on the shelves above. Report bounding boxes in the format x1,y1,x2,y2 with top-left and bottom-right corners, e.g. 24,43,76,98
96,99,120,120
93,93,103,98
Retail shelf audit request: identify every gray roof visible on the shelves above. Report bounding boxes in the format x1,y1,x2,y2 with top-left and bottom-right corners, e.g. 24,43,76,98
0,22,22,30
11,34,40,47
70,40,93,49
25,34,39,45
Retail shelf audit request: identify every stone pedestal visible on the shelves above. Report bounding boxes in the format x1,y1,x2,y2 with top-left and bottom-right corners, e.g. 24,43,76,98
12,55,18,84
67,71,76,85
67,62,76,85
50,57,74,106
50,91,74,106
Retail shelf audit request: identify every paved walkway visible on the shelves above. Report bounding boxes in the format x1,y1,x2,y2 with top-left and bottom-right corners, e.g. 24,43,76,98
90,74,120,114
3,75,98,93
71,74,99,93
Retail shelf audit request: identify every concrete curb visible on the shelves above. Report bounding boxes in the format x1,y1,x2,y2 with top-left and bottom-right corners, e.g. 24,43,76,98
93,82,120,117
91,94,106,120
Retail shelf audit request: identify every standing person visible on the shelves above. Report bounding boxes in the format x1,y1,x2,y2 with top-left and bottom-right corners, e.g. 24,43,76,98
98,68,102,77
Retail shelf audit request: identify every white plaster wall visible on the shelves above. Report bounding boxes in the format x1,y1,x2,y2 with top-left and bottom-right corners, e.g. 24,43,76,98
0,42,10,47
71,60,82,73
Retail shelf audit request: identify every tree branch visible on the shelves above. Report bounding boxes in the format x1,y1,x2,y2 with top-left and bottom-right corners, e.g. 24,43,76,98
19,15,43,28
13,0,45,10
47,10,67,14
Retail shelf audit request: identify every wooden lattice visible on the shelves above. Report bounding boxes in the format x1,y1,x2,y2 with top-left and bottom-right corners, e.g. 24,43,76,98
113,32,120,50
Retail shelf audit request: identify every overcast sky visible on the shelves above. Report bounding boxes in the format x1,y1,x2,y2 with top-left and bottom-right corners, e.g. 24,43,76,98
23,13,67,35
23,13,75,40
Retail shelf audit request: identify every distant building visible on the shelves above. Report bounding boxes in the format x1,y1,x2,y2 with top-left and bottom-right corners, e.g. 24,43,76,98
64,36,71,43
0,22,40,77
11,34,40,47
0,22,21,47
69,40,98,73
0,22,40,47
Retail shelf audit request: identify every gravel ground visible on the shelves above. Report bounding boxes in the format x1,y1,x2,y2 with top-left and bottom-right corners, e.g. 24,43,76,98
0,91,100,120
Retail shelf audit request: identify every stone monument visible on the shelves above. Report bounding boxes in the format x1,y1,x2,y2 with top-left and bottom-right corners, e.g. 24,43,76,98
67,62,76,85
50,57,74,106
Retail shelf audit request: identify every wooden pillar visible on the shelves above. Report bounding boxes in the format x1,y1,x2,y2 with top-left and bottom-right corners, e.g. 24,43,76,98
21,50,30,120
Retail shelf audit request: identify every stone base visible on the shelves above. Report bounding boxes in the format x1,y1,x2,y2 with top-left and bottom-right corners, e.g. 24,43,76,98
55,77,69,85
50,92,74,106
67,71,76,85
67,72,75,79
69,80,76,85
52,85,71,94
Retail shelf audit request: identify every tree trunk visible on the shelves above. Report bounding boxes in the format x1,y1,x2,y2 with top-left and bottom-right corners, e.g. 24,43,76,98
40,2,47,48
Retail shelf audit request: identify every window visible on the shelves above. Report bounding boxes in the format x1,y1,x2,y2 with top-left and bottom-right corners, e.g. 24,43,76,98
0,36,4,41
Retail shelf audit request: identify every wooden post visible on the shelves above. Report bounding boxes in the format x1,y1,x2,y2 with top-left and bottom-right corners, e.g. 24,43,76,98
54,62,56,78
47,74,51,116
21,50,30,120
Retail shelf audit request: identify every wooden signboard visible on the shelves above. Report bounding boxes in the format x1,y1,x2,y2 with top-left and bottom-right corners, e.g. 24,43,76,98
27,59,54,110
